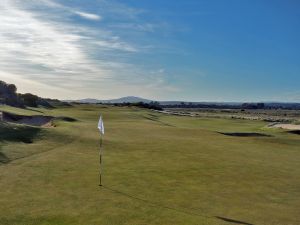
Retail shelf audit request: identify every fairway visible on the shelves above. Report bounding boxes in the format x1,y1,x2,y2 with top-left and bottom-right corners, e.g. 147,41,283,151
0,105,300,225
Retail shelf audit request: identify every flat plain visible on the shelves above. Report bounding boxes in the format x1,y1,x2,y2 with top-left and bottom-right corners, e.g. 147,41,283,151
0,104,300,225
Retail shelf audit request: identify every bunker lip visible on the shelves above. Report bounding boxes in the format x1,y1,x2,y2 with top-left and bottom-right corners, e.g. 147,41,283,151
0,111,54,127
288,130,300,135
218,132,272,137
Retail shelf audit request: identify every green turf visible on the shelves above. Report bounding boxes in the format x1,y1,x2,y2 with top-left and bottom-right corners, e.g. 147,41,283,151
0,105,300,225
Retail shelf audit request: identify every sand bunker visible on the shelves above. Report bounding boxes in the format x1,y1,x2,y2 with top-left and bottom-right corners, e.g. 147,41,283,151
0,112,54,127
269,123,300,130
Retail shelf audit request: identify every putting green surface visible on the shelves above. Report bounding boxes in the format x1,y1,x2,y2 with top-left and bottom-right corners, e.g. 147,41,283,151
0,105,300,225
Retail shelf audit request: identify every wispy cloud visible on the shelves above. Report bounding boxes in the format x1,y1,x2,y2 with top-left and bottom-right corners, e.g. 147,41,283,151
94,39,138,52
73,11,102,21
108,22,170,33
0,0,106,79
0,0,177,99
31,0,102,21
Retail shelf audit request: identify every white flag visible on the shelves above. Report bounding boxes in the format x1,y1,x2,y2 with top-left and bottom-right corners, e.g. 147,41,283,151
98,115,104,135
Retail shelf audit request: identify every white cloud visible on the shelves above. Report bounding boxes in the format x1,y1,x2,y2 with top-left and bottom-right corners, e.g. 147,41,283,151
0,0,177,99
73,11,102,21
28,0,102,21
94,40,138,52
0,0,107,77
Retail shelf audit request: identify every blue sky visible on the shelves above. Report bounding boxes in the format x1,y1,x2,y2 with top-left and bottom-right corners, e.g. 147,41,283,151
0,0,299,102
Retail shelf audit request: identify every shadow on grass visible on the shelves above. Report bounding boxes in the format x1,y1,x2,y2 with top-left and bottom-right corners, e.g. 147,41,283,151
25,108,45,113
0,123,42,164
101,185,211,218
0,152,10,163
216,216,254,225
101,185,254,225
57,116,77,122
218,132,272,137
0,123,41,144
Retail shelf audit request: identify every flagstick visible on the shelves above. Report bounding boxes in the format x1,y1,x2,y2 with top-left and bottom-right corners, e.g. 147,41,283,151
98,115,104,187
99,134,103,186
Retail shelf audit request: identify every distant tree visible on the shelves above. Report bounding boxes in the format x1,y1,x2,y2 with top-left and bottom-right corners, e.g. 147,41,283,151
0,80,23,107
242,103,265,110
7,84,17,94
21,93,39,107
257,103,265,109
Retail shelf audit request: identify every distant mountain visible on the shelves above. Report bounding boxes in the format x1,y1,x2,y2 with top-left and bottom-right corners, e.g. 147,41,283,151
67,96,153,104
105,96,153,103
65,96,300,110
67,97,241,105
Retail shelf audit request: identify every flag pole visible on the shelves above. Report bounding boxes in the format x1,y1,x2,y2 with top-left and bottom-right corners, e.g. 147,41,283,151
99,134,103,186
98,115,104,187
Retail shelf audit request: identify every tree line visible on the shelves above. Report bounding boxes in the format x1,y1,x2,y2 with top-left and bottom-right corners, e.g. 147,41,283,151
0,80,66,108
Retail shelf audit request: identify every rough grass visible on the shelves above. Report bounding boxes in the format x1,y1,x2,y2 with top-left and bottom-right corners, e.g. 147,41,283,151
0,105,300,225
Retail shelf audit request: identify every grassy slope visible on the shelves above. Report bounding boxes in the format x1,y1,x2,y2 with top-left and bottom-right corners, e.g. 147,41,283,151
0,105,300,225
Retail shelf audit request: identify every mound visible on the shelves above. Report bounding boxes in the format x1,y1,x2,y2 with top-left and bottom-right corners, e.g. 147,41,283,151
0,123,41,144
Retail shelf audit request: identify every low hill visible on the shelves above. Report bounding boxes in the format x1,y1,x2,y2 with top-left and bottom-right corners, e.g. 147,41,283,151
66,96,300,110
68,96,152,104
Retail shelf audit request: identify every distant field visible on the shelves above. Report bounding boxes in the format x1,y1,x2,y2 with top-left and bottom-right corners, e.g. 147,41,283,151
0,105,300,225
164,107,300,123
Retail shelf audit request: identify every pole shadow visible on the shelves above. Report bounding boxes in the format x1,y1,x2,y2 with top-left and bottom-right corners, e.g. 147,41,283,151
101,185,211,219
100,185,255,225
216,216,254,225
